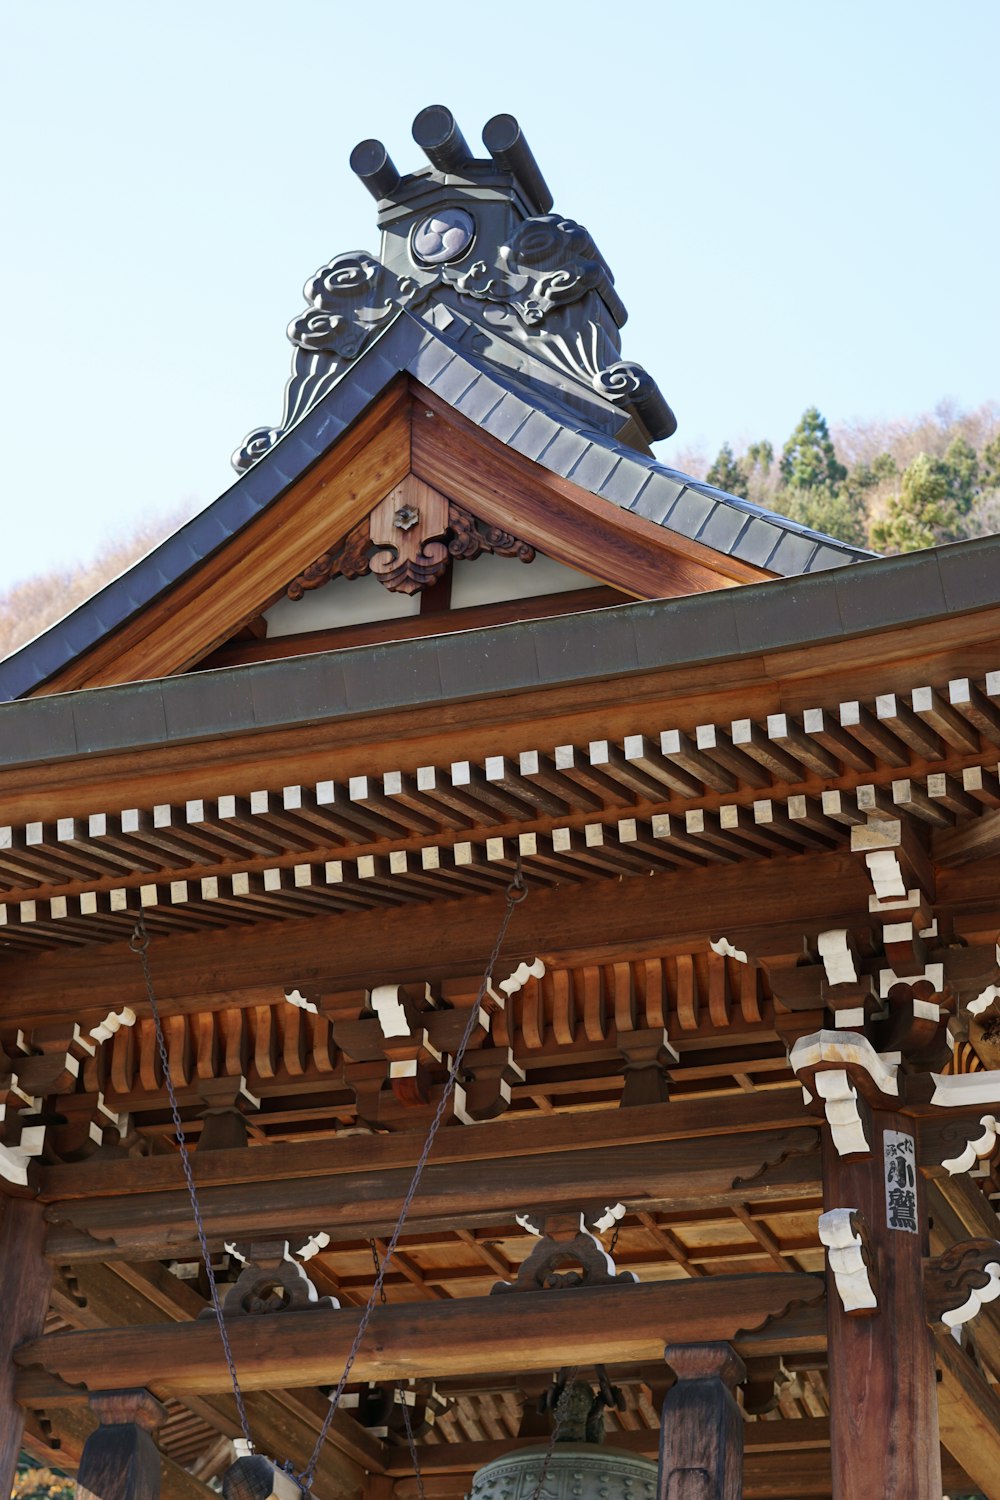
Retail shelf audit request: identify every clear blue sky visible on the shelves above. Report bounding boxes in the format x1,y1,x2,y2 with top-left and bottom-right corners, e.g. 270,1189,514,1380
2,0,998,592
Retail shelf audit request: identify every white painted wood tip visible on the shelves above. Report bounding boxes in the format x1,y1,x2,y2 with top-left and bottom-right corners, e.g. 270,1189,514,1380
284,987,318,1014
89,1006,137,1044
709,937,748,964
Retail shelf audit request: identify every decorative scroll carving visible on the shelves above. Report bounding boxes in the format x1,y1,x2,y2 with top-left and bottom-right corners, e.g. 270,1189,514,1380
819,1208,878,1314
925,1238,1000,1329
234,127,676,474
492,1211,637,1294
447,505,534,564
201,1238,338,1317
286,496,535,604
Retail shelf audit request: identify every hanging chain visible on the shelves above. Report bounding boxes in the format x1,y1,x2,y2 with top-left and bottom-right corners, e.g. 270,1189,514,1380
396,1383,427,1500
607,1222,621,1261
369,1239,388,1303
129,918,253,1448
298,861,527,1491
527,1366,581,1500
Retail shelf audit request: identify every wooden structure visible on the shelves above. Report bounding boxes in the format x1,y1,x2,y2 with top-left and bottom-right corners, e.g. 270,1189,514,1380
3,107,1000,1500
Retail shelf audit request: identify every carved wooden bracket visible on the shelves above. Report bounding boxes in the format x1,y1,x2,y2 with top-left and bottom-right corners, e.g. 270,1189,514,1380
618,1025,678,1108
286,478,536,599
491,1210,637,1294
819,1208,878,1315
200,1238,338,1317
922,1112,1000,1177
790,1029,900,1156
925,1237,1000,1329
77,1389,167,1500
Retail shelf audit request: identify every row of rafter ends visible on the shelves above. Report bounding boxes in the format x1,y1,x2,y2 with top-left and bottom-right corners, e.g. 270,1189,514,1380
0,777,964,947
3,674,1000,893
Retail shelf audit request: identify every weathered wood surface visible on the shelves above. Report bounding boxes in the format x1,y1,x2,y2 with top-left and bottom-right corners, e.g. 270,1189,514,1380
822,1118,941,1500
0,1196,53,1499
0,851,871,1024
39,1095,814,1202
935,1325,1000,1500
15,1275,825,1400
75,1390,166,1500
46,1258,380,1493
43,1125,821,1262
659,1343,745,1500
20,1401,219,1500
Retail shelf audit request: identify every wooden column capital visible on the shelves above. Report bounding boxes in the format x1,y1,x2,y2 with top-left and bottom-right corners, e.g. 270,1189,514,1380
89,1389,167,1432
662,1343,745,1389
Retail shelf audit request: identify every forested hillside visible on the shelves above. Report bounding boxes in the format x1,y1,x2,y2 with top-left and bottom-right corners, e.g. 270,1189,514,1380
1,400,998,666
677,400,1000,554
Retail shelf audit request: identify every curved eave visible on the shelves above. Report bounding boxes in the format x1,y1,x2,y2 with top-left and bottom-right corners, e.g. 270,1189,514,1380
0,313,874,703
0,535,994,774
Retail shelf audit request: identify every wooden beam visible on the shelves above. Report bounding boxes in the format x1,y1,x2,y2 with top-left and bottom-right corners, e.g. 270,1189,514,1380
935,807,1000,866
45,1260,379,1499
0,1196,53,1499
15,1275,825,1401
411,385,766,595
822,1118,941,1500
43,1124,821,1263
19,1401,220,1500
0,850,871,1024
935,1327,1000,1500
37,1095,817,1204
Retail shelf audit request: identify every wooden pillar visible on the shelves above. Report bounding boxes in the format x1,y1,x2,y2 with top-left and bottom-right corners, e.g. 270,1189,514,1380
823,1111,941,1500
0,1196,53,1499
76,1390,167,1500
658,1343,745,1500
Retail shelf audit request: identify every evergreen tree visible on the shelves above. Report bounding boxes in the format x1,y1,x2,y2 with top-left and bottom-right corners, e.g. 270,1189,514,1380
779,408,847,493
746,440,774,477
871,453,962,553
943,435,979,513
706,442,749,498
782,488,868,549
982,433,1000,491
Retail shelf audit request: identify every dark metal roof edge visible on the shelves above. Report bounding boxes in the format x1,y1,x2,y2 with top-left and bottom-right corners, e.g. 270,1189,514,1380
0,311,877,704
0,534,996,775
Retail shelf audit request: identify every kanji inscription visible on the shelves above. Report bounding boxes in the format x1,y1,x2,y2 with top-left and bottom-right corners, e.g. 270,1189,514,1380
883,1129,918,1234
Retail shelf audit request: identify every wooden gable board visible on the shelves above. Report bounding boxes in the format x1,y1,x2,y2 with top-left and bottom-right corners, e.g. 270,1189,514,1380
33,380,768,696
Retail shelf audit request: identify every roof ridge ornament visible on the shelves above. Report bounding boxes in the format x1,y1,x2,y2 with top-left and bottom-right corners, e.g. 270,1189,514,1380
233,107,675,474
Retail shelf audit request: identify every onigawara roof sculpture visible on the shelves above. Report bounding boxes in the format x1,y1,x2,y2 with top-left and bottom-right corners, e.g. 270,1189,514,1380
0,105,874,703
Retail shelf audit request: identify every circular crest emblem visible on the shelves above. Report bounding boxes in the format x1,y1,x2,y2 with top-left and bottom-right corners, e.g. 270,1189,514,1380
411,208,475,266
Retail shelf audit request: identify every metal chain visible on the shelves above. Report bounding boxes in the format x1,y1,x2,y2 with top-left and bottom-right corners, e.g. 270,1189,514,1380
129,917,253,1448
527,1366,581,1500
396,1383,427,1500
369,1239,388,1303
299,864,528,1492
608,1222,621,1260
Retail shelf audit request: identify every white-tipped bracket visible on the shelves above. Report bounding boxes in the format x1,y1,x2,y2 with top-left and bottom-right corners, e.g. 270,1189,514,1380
941,1116,1000,1176
297,1230,331,1262
498,958,545,997
969,982,1000,1017
791,1030,901,1099
817,930,858,987
89,1006,137,1045
592,1202,627,1234
709,937,748,964
942,1261,1000,1329
285,987,318,1015
818,1208,878,1313
930,1072,1000,1109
